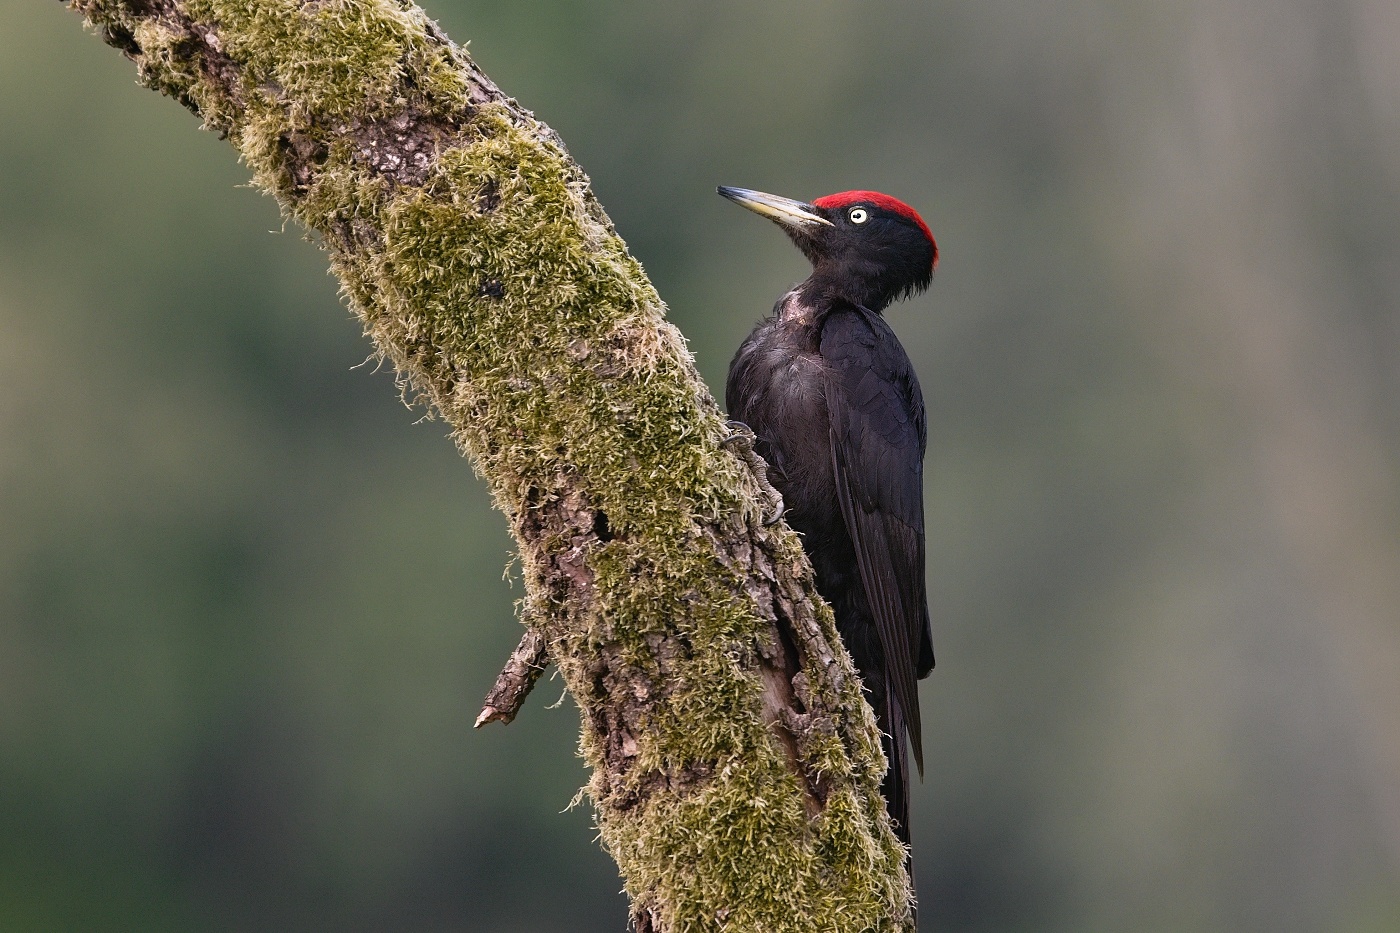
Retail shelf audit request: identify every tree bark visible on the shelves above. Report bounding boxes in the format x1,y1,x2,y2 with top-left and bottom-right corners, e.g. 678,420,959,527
62,1,913,928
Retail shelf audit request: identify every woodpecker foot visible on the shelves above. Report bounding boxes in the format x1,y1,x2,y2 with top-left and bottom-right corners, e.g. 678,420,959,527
720,421,786,526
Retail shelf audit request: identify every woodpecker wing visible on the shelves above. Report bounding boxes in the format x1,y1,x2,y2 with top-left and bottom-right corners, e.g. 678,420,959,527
821,307,933,774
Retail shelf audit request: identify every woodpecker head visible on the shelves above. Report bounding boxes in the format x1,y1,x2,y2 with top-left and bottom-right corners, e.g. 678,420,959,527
718,186,937,312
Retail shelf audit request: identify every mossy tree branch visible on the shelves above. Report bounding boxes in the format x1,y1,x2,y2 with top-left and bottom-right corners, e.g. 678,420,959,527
63,1,914,928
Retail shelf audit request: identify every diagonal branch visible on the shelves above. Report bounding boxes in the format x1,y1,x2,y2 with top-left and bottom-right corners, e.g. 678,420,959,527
62,1,914,929
475,627,549,728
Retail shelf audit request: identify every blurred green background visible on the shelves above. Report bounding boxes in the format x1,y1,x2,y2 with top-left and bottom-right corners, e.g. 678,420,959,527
4,2,1400,931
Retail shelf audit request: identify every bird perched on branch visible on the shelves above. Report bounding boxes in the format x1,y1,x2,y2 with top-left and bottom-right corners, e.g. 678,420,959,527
718,185,937,857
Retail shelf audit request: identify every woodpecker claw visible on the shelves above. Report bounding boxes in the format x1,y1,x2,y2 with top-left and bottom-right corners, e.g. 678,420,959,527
720,420,755,449
764,499,786,527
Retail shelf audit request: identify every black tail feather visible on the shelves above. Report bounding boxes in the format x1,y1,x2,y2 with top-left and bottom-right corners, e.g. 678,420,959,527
881,701,911,846
878,690,918,926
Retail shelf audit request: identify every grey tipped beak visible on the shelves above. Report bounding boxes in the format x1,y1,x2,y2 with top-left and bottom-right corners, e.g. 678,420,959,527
717,186,833,229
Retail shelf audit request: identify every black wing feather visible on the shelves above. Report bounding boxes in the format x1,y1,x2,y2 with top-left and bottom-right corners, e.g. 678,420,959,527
821,307,933,774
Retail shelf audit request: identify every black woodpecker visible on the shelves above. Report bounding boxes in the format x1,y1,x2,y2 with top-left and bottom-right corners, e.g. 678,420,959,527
718,186,937,852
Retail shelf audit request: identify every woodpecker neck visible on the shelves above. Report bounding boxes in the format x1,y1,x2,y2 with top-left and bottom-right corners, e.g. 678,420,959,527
798,268,893,317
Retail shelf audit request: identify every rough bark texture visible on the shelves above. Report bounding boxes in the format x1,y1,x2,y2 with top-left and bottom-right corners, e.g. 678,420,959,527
63,1,914,928
475,627,548,728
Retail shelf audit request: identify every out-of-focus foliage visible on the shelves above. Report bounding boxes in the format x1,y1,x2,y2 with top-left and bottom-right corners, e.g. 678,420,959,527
3,1,1399,931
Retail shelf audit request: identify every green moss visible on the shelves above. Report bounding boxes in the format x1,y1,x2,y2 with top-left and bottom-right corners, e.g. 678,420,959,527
328,117,739,531
606,772,907,933
185,0,472,120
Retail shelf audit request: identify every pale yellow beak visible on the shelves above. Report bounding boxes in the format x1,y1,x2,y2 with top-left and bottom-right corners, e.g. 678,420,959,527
717,186,833,229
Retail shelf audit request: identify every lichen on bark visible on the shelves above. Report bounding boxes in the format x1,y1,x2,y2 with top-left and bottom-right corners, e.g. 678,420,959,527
63,0,915,928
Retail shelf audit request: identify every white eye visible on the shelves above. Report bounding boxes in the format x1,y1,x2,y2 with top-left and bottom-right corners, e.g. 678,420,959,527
848,207,869,224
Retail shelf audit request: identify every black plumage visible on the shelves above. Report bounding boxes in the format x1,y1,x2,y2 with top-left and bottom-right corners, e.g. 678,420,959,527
719,186,936,850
